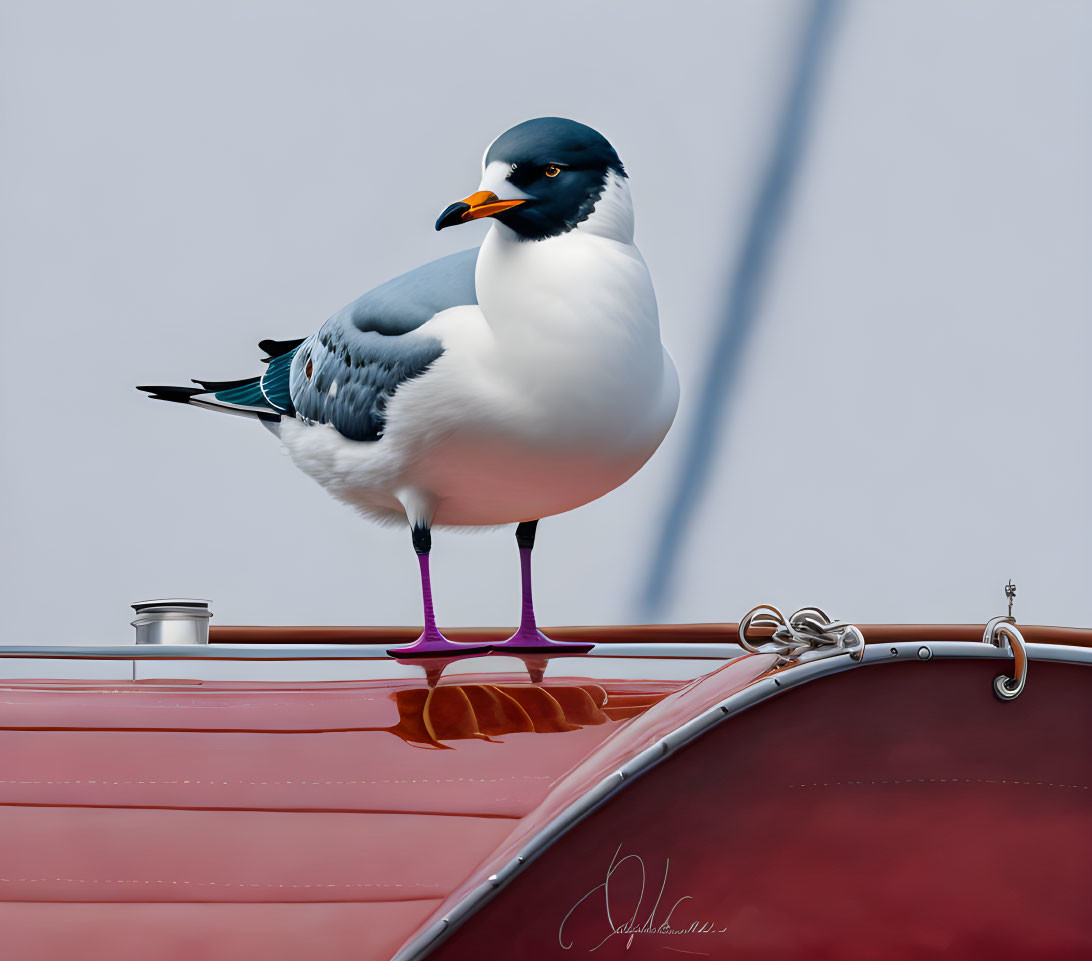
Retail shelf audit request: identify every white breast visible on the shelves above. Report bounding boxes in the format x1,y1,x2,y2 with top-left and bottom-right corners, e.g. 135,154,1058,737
469,175,674,448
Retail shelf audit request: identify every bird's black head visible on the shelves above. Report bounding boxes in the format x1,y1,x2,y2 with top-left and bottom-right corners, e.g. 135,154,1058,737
436,117,627,242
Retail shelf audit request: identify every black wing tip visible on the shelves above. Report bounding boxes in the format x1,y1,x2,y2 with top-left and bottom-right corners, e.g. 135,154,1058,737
190,376,261,392
259,337,306,363
136,384,205,403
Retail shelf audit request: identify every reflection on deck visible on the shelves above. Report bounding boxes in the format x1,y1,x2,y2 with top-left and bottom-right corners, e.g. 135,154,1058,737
388,683,668,747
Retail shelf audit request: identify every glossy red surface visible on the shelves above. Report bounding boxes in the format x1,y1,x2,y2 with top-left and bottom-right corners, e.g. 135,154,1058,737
3,647,1088,961
0,671,690,960
431,659,1092,960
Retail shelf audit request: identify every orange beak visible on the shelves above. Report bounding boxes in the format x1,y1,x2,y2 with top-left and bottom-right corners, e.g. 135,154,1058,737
435,191,526,231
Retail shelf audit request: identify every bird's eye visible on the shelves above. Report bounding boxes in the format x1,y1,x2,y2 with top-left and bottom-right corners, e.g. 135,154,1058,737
544,164,561,178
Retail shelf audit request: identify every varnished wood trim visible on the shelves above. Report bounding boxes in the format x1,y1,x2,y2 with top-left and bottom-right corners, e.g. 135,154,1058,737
210,623,1092,648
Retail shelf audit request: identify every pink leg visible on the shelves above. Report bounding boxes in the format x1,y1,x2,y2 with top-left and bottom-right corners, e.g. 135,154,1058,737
388,528,490,658
492,522,593,655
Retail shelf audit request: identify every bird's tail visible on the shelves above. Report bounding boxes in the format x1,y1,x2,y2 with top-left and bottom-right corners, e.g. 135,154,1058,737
137,380,279,422
137,337,304,423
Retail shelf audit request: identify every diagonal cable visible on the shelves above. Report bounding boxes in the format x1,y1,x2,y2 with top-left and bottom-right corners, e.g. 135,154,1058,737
638,0,845,620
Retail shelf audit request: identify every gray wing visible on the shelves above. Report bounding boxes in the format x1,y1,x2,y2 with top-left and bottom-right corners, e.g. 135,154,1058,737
289,247,478,442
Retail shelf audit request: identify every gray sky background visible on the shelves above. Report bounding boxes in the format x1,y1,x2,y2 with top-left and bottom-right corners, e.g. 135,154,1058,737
1,0,1089,646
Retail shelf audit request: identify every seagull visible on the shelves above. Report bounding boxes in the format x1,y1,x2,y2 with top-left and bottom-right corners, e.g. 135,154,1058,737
139,117,679,658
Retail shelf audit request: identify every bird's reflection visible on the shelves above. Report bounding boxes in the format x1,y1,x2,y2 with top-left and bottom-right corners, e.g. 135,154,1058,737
385,682,667,749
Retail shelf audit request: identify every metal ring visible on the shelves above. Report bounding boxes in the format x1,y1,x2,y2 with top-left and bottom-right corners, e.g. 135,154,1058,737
738,605,786,653
987,621,1027,701
842,624,866,662
790,606,832,630
738,604,865,662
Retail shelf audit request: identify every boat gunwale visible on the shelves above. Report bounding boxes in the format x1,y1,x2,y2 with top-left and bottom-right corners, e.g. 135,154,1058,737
208,623,1092,647
0,624,1089,661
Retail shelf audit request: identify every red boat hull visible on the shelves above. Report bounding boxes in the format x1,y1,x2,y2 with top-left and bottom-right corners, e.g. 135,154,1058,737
433,659,1092,960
